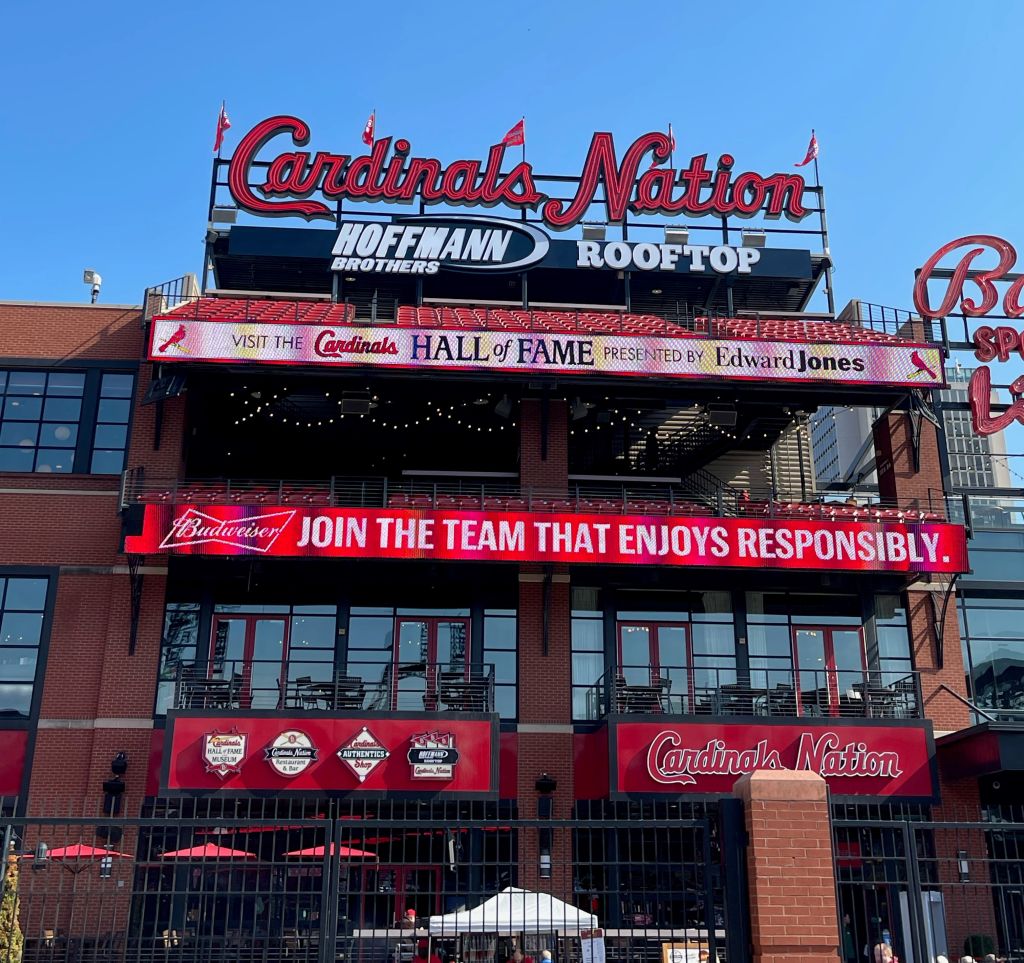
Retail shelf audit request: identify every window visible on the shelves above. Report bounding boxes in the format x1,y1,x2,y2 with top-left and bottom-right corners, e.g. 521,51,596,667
571,589,604,720
874,595,912,685
0,369,134,475
0,371,83,473
155,603,337,714
959,595,1024,719
90,373,133,473
483,610,517,719
0,575,49,717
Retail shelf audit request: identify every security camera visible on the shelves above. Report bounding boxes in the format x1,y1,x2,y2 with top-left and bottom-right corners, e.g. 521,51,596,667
83,269,102,303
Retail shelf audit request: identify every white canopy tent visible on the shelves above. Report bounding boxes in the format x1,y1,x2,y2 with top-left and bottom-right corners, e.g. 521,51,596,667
428,886,599,935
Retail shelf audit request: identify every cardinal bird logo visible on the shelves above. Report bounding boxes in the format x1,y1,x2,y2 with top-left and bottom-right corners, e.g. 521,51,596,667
909,350,937,380
157,324,190,354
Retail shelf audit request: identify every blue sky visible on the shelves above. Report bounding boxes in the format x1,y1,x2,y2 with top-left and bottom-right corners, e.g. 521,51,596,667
2,0,1022,315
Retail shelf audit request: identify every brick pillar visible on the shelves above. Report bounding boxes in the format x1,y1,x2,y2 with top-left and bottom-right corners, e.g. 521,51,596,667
517,397,573,896
735,770,840,963
873,411,971,732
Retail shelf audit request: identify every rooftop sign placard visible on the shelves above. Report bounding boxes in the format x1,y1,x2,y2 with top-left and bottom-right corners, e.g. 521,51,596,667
227,116,811,229
148,316,943,388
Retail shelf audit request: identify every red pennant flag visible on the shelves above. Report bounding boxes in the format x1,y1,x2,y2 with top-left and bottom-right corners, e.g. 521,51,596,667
795,129,819,167
501,118,525,147
362,111,376,146
213,102,231,155
650,124,676,169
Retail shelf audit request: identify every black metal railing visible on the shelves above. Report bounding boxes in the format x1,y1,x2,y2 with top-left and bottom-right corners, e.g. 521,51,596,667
587,665,922,720
120,470,954,524
172,661,495,714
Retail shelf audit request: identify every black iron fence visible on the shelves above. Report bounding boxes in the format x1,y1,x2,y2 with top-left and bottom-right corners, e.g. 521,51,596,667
0,798,737,963
586,666,922,721
171,662,495,714
832,807,1024,963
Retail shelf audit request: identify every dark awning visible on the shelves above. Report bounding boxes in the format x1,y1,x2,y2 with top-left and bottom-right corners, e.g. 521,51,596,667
937,722,1024,778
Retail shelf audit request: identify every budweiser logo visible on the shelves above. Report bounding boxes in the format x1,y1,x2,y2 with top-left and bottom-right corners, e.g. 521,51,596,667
646,729,903,786
314,331,399,357
161,508,296,552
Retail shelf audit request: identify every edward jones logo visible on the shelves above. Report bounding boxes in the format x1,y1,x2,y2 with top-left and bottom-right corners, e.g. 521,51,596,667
160,508,297,552
264,730,318,777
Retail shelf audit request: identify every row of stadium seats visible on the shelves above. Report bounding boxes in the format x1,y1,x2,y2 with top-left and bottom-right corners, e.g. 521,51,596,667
738,500,942,522
130,483,942,523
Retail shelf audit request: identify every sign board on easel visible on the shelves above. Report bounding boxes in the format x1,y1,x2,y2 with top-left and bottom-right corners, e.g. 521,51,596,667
581,930,605,963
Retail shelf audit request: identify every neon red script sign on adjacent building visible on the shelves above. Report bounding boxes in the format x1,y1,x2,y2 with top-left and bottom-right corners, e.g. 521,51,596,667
913,234,1024,435
124,504,969,574
227,116,809,228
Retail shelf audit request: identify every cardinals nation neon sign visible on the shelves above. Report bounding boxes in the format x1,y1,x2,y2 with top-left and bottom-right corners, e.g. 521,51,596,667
226,116,810,230
913,235,1024,437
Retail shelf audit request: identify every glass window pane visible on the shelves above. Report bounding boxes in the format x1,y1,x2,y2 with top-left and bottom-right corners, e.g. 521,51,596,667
0,648,38,680
101,374,135,398
97,398,130,423
747,624,791,658
572,652,604,686
42,397,81,421
3,396,41,420
877,626,911,660
484,617,516,649
289,615,335,650
494,686,516,718
0,423,38,447
572,618,603,652
488,650,516,683
619,625,650,667
348,617,394,651
47,373,85,395
0,373,6,393
0,613,43,646
6,373,45,395
0,684,32,717
0,449,33,471
35,450,74,473
657,626,688,666
89,449,125,474
39,424,77,448
691,623,735,656
93,424,127,449
4,579,48,610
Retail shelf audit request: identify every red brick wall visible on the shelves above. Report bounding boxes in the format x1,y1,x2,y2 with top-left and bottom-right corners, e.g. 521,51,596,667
520,398,569,492
735,771,840,963
0,302,169,815
517,397,574,892
873,411,971,731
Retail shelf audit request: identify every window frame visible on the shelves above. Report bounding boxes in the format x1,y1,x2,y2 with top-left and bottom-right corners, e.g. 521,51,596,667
0,364,136,476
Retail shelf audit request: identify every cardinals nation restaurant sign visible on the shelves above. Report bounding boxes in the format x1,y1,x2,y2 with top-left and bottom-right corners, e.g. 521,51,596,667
227,116,812,229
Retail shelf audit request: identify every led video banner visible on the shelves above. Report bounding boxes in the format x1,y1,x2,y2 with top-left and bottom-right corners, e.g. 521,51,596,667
125,505,969,574
164,714,497,794
149,317,944,388
613,720,935,798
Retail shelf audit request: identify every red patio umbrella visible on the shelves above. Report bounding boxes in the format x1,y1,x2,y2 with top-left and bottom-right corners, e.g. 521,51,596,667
283,843,376,859
20,843,134,874
160,843,256,859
